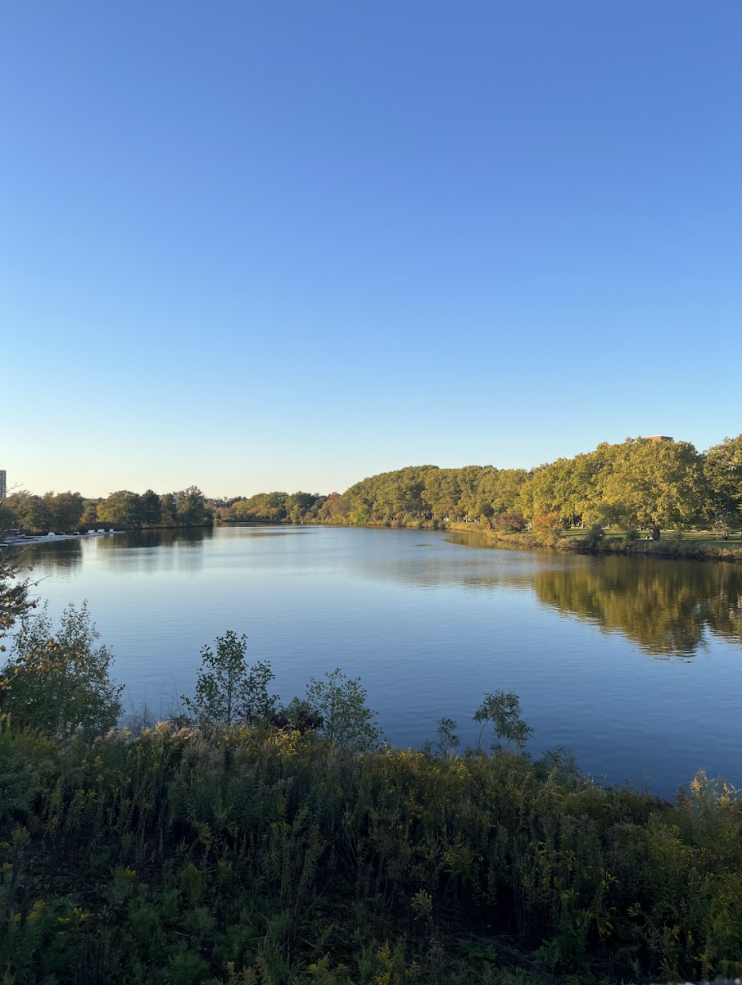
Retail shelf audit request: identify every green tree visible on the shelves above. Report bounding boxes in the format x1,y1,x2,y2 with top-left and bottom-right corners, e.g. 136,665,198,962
349,504,371,525
80,499,100,524
0,551,37,645
704,435,742,520
140,489,162,527
233,492,288,522
284,492,319,523
3,492,50,532
176,486,206,526
160,492,177,526
44,491,84,531
474,690,533,751
600,439,705,539
0,499,15,531
98,490,143,527
712,508,737,541
1,601,123,739
182,631,278,728
304,668,380,751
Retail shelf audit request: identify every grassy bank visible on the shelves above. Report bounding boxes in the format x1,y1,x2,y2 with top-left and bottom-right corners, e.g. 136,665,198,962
447,523,742,562
2,719,742,985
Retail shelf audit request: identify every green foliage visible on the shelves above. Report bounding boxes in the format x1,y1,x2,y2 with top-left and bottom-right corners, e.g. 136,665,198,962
2,712,742,984
304,668,380,750
580,523,605,549
4,430,742,542
233,491,289,522
712,508,736,540
0,551,36,645
435,716,460,755
182,631,278,728
474,690,534,750
176,486,207,526
139,489,162,526
599,438,706,538
1,601,123,740
1,491,52,533
704,435,742,516
44,491,84,531
97,489,144,527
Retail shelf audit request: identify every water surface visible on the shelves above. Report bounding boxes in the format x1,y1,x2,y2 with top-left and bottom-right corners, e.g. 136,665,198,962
14,525,742,795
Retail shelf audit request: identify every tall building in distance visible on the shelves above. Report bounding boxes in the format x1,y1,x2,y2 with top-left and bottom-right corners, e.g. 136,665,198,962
0,470,6,500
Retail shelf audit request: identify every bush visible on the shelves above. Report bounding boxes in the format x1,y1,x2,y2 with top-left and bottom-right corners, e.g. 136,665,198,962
1,602,123,740
532,511,562,545
304,668,380,751
182,631,278,728
492,511,527,533
580,524,605,549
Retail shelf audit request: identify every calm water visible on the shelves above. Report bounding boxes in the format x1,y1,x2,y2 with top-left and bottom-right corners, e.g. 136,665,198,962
14,525,742,795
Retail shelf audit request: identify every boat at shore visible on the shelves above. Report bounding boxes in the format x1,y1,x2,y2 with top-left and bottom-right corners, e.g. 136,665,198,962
1,530,124,547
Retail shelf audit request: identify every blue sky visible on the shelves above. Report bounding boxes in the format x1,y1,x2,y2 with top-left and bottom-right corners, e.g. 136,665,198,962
2,1,740,498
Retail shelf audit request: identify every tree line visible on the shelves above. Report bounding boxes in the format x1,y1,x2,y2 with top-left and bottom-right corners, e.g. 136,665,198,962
214,434,742,540
0,486,209,533
3,434,742,539
328,435,742,540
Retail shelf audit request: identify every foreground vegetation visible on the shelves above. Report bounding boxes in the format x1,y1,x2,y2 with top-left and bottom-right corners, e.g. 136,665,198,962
2,557,742,984
4,719,742,985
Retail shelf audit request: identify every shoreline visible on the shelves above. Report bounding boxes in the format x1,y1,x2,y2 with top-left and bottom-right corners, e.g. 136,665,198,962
444,521,742,562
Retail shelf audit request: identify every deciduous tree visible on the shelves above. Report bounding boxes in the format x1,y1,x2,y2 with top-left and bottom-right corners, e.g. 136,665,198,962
600,439,705,539
304,668,379,750
1,601,123,739
182,631,278,728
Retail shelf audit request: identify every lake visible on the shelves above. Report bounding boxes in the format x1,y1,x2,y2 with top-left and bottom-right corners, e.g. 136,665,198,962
14,524,742,796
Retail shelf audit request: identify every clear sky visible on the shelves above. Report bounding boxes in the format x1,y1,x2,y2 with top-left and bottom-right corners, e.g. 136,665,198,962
2,1,740,498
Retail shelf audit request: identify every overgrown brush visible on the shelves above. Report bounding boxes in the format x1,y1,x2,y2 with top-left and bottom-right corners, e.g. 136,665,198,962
2,717,741,984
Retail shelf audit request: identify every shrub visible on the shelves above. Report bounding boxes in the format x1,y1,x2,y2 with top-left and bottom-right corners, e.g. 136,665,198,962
1,602,123,740
474,689,533,751
532,511,562,545
304,668,380,751
182,631,278,728
581,524,605,549
492,511,527,533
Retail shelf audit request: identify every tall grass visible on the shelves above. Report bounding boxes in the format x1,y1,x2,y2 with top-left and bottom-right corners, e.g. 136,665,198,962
2,717,741,984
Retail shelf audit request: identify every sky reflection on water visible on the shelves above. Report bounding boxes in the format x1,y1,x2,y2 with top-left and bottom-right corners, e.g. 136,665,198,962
16,525,742,796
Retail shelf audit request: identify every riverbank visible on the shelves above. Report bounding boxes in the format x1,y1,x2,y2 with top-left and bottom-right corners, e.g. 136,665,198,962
2,720,741,985
446,522,742,562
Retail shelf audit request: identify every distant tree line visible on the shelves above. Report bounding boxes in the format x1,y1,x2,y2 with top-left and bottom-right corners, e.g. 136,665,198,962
321,435,742,540
0,486,209,533
212,436,742,540
3,435,742,539
213,491,330,524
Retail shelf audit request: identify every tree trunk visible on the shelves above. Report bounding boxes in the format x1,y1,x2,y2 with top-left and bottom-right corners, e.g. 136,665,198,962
651,526,661,541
